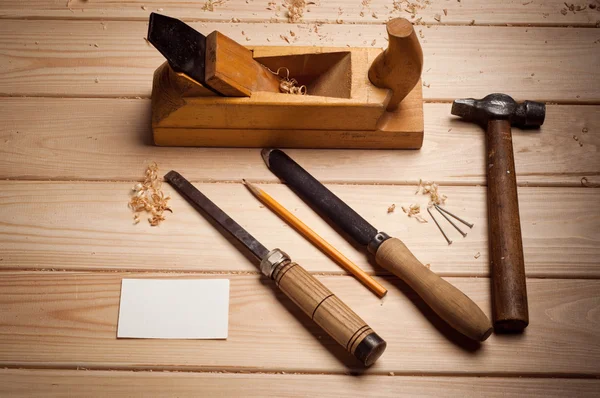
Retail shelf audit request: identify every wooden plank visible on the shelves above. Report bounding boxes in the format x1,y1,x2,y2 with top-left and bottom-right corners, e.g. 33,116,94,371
0,20,598,102
0,98,597,187
1,369,599,398
0,272,598,375
0,182,597,278
1,0,599,26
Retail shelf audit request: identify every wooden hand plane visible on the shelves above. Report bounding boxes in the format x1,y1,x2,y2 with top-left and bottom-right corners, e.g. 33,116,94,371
149,16,424,149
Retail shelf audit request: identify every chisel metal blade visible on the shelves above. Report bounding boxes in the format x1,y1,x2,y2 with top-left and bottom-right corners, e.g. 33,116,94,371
147,13,209,88
164,171,270,261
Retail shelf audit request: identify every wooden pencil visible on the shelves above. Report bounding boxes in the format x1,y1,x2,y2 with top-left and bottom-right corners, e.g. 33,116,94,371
243,179,387,298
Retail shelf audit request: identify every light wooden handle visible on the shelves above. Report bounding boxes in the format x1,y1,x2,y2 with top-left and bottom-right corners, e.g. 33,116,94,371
375,238,493,341
368,18,423,111
272,261,386,366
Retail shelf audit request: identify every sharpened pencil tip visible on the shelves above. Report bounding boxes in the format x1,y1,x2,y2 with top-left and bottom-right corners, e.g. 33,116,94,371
242,179,260,196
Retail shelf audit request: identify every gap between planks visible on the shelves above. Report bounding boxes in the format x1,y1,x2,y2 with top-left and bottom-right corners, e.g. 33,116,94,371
0,369,599,398
0,364,599,379
1,0,599,27
1,94,599,107
0,269,598,280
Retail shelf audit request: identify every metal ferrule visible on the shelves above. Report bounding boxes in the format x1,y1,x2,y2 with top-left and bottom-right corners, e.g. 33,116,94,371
260,248,291,278
367,232,391,255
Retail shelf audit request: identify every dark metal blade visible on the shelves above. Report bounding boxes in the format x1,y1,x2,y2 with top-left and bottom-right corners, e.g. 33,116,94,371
261,149,378,247
147,13,209,88
164,170,270,261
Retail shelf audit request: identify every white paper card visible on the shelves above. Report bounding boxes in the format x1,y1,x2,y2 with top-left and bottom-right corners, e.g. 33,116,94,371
117,279,229,339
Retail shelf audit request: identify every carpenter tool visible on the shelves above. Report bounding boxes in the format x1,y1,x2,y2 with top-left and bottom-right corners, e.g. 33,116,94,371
261,149,493,342
243,179,387,298
452,93,545,332
165,171,386,366
150,17,425,149
147,13,280,96
427,207,452,245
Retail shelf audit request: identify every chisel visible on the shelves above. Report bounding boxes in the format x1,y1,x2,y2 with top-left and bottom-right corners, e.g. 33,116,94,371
261,149,493,342
164,171,386,366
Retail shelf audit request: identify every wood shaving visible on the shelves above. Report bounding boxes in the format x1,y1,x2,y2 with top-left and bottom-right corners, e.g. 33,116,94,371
387,204,396,213
443,8,448,15
231,17,240,22
474,252,481,259
563,2,587,13
469,19,475,25
581,177,589,187
284,0,305,23
203,0,227,12
415,179,447,206
266,66,307,95
434,14,441,22
582,127,588,133
280,34,290,43
401,204,428,223
129,162,172,226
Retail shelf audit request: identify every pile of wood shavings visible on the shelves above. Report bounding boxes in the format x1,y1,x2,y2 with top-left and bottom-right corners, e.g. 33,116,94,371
203,0,227,12
266,66,307,95
415,179,447,206
129,163,172,226
284,0,306,22
401,204,427,223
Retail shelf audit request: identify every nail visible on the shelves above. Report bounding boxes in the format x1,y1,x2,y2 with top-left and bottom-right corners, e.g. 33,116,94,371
434,204,474,228
435,206,467,238
427,207,452,245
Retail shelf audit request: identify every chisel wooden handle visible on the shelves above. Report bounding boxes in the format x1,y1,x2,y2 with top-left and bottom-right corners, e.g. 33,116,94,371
376,238,493,341
271,259,386,366
486,119,529,331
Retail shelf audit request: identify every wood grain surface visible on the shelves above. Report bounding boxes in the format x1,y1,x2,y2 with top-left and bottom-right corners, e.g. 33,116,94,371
0,182,597,278
1,0,599,26
0,0,599,394
0,99,597,186
1,369,599,398
0,20,598,102
0,272,597,375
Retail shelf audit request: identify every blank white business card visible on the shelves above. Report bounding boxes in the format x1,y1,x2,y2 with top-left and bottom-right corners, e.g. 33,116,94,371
117,279,229,339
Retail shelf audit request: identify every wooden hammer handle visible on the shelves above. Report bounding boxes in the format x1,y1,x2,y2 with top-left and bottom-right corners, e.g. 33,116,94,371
272,261,386,366
375,238,493,341
368,18,423,111
486,119,529,332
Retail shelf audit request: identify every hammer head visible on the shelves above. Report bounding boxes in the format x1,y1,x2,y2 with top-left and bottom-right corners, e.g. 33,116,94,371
451,93,545,128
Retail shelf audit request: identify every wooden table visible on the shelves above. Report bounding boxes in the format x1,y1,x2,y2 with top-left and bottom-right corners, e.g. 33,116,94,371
0,1,598,396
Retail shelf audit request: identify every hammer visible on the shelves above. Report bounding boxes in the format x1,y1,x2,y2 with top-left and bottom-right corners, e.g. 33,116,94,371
451,93,545,332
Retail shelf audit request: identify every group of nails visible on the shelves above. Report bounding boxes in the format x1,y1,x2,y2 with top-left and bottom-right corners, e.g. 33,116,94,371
427,204,474,245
